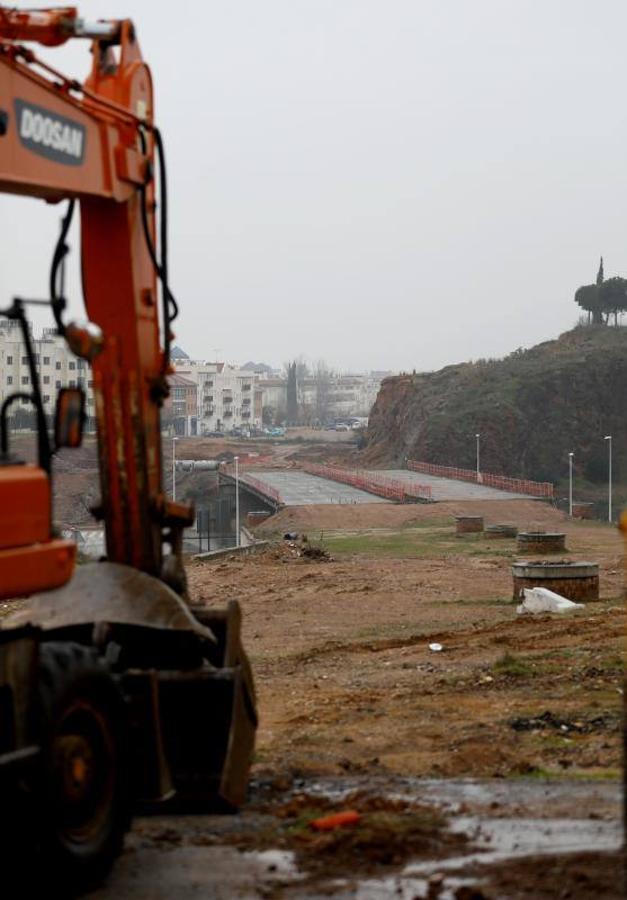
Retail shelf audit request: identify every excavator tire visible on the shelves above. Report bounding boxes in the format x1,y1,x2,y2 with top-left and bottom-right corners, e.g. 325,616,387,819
33,641,132,891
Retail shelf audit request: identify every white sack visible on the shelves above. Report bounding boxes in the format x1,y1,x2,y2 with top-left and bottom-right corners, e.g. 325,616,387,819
516,586,584,615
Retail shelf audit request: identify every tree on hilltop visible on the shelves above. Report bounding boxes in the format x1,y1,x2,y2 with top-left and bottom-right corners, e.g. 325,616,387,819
574,257,627,325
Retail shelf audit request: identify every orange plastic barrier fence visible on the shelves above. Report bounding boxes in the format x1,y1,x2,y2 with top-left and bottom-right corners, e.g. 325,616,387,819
406,460,553,498
303,463,432,503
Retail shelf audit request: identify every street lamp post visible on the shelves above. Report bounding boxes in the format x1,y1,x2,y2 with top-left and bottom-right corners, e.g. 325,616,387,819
172,436,178,501
568,451,574,517
604,435,612,523
234,455,240,548
475,433,480,481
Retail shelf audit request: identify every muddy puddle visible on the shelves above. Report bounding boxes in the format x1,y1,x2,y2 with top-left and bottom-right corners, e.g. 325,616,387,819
88,775,623,899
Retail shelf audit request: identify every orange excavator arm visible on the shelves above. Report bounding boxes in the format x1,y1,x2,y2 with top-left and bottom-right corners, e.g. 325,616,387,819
0,6,192,590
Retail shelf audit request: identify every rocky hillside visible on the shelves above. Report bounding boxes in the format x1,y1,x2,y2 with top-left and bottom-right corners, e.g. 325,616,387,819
366,327,627,485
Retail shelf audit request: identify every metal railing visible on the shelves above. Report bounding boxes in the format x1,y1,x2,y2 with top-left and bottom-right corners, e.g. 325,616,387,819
223,464,282,505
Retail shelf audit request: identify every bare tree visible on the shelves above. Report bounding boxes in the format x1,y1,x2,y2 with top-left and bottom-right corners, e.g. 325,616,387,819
314,359,333,424
286,361,298,424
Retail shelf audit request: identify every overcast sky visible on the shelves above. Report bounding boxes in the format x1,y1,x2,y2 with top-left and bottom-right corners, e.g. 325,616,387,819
3,1,627,372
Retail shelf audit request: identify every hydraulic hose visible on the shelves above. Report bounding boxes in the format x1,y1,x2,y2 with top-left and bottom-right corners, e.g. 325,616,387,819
138,127,179,376
49,198,75,335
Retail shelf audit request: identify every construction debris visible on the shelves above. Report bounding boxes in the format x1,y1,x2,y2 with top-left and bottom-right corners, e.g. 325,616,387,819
309,810,361,831
274,536,332,562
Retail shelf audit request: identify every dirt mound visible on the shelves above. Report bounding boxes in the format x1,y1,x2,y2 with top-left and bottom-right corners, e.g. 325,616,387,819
254,499,567,535
366,326,627,487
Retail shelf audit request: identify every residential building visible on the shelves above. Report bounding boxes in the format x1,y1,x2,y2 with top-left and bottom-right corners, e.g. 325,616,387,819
254,371,389,424
164,373,198,436
327,372,387,418
257,378,288,421
1,316,391,437
168,348,392,432
0,318,96,429
173,362,263,434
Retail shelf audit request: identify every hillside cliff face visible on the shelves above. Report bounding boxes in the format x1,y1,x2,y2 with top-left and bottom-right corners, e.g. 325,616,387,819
366,327,627,484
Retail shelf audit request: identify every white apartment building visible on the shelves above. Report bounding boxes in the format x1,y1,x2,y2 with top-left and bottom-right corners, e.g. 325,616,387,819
0,318,96,427
169,353,390,433
327,372,387,418
254,371,388,424
173,361,263,434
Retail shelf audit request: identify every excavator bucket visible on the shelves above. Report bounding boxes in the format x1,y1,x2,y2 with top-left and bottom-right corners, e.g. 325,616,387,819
1,564,258,809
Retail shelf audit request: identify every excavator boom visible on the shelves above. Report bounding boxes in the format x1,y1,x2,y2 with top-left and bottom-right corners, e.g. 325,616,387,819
1,10,192,581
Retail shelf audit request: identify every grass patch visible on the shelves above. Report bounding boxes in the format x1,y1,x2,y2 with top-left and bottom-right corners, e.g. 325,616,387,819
400,516,452,530
493,652,535,678
467,547,516,558
510,766,621,781
322,529,453,558
322,526,517,559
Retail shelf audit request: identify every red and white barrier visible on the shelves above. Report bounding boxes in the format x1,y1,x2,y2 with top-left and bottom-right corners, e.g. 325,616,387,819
303,463,432,503
406,460,553,498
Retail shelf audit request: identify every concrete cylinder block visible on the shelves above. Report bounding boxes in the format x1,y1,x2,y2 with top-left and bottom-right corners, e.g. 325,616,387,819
511,560,599,602
516,532,566,554
455,515,484,535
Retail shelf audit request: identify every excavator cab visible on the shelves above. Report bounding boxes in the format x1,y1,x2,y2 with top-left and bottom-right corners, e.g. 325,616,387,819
0,298,80,600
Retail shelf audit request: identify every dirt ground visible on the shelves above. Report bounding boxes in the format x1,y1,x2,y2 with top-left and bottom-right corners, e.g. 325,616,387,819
189,502,624,783
179,498,625,897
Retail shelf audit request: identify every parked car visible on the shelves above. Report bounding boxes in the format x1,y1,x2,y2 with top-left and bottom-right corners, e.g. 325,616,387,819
205,430,225,438
335,423,350,432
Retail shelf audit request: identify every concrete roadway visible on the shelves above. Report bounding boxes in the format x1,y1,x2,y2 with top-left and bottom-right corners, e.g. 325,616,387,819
246,469,533,505
372,469,532,502
245,469,529,506
247,470,385,505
